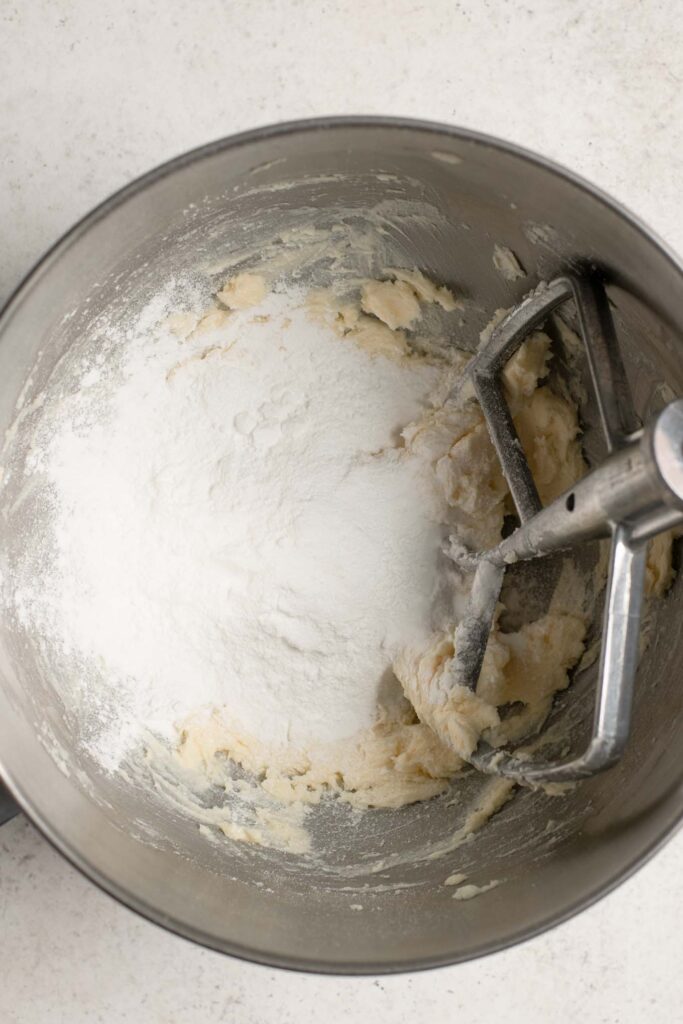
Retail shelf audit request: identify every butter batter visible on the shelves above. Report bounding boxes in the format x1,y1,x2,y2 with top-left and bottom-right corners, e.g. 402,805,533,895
3,253,674,859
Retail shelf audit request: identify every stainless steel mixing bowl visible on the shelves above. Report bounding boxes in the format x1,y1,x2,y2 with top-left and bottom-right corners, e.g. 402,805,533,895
1,117,682,973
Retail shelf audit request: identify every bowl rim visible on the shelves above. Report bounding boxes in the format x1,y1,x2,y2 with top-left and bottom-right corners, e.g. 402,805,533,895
1,114,683,975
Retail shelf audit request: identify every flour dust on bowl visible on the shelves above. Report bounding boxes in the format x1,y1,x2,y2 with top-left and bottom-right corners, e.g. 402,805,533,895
0,118,682,974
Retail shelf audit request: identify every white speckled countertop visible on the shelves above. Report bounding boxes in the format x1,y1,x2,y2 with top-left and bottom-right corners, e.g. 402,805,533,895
1,1,682,1020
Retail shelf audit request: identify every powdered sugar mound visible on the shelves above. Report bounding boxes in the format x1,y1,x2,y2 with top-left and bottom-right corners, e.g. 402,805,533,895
10,285,451,769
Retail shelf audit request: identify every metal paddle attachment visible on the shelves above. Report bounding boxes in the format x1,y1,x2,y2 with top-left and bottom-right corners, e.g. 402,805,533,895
450,275,683,784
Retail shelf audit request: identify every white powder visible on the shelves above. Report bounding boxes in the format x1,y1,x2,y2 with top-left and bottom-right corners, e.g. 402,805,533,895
14,286,451,768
